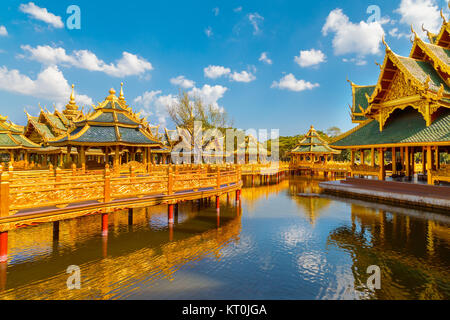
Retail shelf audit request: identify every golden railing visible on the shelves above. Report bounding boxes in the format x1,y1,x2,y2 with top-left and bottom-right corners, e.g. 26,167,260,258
240,162,290,175
431,165,450,184
350,164,381,178
0,164,242,216
290,161,351,172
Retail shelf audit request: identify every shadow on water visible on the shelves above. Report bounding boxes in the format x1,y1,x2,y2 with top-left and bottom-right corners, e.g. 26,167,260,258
0,175,448,299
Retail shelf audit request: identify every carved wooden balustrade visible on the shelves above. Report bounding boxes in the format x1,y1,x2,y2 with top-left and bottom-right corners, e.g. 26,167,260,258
431,164,450,184
241,162,290,175
350,164,381,178
0,164,241,217
290,161,351,173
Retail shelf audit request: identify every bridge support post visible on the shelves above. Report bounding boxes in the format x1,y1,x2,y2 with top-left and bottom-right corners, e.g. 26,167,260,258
128,208,133,226
53,221,60,242
236,189,241,203
168,204,174,224
216,195,220,211
0,231,7,263
101,213,108,236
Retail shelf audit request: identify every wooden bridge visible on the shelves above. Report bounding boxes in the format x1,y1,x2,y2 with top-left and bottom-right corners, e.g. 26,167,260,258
0,163,244,262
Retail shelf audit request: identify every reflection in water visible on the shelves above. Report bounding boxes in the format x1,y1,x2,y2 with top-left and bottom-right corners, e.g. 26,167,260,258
327,204,449,299
0,177,448,300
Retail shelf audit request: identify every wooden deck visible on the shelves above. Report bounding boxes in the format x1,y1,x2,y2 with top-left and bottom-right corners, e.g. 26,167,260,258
319,178,450,212
0,164,242,232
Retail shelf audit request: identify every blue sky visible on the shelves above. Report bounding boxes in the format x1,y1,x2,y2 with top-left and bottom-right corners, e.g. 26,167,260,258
0,0,449,136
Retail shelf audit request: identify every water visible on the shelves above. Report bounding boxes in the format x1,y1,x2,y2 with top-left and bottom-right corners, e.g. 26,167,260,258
0,177,448,300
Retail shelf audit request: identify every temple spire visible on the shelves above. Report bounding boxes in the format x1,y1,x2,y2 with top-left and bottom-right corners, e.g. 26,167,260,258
69,84,76,105
119,82,125,101
106,87,117,101
62,84,81,121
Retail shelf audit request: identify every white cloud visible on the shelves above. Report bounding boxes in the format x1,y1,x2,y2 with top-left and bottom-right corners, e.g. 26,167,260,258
229,70,256,82
170,75,195,89
205,26,213,37
19,2,64,28
395,0,441,37
271,73,319,92
322,8,385,57
213,7,219,16
21,45,153,77
204,65,255,82
0,65,92,109
188,84,228,111
294,49,326,67
259,52,272,65
0,26,7,36
248,12,264,34
204,65,231,79
234,7,243,13
134,90,176,126
388,27,410,39
342,58,367,66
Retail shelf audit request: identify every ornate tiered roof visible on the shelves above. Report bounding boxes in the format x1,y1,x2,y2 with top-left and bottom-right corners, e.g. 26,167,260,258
62,84,83,122
332,11,450,149
49,84,163,147
0,115,40,150
291,126,339,155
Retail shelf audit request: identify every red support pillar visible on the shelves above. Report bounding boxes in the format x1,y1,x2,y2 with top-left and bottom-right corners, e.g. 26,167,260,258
101,213,108,236
236,189,241,203
168,204,174,224
0,232,7,263
216,195,220,210
169,222,173,241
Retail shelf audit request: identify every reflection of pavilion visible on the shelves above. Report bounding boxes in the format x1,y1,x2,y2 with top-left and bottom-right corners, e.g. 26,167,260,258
0,204,242,299
288,178,331,225
327,204,449,299
240,180,289,212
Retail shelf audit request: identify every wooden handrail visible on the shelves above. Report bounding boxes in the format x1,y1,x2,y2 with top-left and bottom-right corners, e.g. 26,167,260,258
3,164,242,215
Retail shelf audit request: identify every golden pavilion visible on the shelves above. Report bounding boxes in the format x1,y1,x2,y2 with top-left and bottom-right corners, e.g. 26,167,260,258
48,84,166,170
290,125,340,166
331,17,450,185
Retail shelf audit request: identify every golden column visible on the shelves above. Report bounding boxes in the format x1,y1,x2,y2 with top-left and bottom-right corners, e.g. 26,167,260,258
426,145,432,184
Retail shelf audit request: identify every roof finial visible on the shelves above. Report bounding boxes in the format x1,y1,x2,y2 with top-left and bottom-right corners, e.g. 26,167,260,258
119,82,125,101
107,87,117,100
375,61,382,70
69,84,76,105
346,77,354,86
382,35,391,53
410,24,418,39
441,9,447,24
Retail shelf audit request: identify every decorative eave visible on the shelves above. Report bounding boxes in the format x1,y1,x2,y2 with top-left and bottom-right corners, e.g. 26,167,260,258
409,28,450,79
346,78,375,123
364,39,448,118
431,7,450,48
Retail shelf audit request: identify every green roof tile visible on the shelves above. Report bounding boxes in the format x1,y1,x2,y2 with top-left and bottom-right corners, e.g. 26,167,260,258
397,56,450,94
354,86,375,112
332,108,450,147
